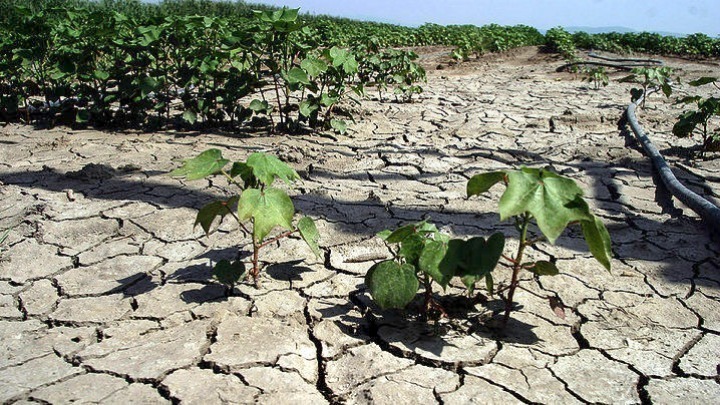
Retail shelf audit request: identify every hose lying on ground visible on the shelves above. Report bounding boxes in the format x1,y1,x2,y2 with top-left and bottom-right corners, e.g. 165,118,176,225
626,97,720,230
556,51,665,72
557,51,720,229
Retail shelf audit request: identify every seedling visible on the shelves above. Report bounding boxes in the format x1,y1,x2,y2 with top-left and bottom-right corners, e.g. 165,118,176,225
366,221,503,319
583,67,609,90
171,149,320,288
672,77,720,153
620,66,675,108
365,167,612,327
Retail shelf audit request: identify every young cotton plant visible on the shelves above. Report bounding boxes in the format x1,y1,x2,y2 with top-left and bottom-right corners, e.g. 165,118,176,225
365,167,613,327
467,167,612,324
672,77,720,153
366,221,504,319
171,149,320,288
620,66,675,108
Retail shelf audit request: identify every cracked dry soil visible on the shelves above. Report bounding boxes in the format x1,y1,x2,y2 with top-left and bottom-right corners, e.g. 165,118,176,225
1,46,719,404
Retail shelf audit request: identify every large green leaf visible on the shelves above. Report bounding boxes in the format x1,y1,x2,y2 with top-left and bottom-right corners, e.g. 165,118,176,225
499,168,593,243
467,171,506,197
195,196,240,235
170,149,230,181
398,233,425,265
285,67,310,85
245,153,300,186
300,57,328,77
365,261,419,309
213,259,246,286
418,240,450,288
581,215,613,272
459,233,505,281
298,216,321,258
237,188,295,242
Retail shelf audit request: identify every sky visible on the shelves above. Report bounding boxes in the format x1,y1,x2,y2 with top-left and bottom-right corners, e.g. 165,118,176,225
248,0,719,36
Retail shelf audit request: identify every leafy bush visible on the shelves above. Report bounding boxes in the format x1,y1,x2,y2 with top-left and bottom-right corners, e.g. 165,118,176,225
545,27,577,61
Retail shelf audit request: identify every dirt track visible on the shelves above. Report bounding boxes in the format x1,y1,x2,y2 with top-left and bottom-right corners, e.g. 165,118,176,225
1,46,719,403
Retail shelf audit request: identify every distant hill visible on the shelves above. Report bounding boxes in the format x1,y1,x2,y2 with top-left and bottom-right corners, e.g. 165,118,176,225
563,26,686,37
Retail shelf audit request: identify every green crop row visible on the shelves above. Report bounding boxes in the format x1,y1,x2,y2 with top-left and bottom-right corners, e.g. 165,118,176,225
547,27,720,59
0,2,426,131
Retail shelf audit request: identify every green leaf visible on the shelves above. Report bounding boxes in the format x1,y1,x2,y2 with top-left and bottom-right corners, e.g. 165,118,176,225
376,229,392,240
249,99,269,113
672,112,700,138
630,88,644,103
384,222,419,243
298,216,321,258
299,100,318,117
237,188,294,242
581,215,613,272
498,168,593,243
399,233,425,265
138,76,159,97
485,273,494,294
661,83,672,98
530,260,560,276
300,57,328,77
93,70,110,81
195,196,240,235
467,171,506,197
76,109,90,123
418,240,452,288
342,55,359,74
689,77,717,87
328,47,349,66
460,233,505,277
170,149,230,181
230,161,256,186
182,109,197,124
245,152,300,186
330,118,347,134
213,259,246,286
365,261,419,309
286,67,310,85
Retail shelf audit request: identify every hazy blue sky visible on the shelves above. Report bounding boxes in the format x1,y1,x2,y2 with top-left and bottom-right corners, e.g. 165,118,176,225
249,0,719,35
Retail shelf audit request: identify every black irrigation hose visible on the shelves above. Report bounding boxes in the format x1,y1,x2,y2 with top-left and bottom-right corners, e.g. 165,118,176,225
556,61,645,72
588,52,664,65
558,51,720,229
626,98,720,230
557,51,665,72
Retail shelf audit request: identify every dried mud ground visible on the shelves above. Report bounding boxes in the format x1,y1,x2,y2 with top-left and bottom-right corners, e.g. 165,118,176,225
1,46,719,404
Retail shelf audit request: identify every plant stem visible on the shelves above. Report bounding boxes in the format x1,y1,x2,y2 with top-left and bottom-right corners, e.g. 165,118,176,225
257,229,297,249
251,240,260,287
503,213,530,325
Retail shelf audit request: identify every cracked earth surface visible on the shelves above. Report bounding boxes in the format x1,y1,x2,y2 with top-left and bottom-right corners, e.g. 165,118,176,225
1,47,719,404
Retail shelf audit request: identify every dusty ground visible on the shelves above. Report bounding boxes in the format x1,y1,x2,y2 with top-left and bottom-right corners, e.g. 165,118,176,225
1,46,719,404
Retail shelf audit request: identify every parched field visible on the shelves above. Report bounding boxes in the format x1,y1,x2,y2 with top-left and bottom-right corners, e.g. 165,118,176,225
1,46,719,403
